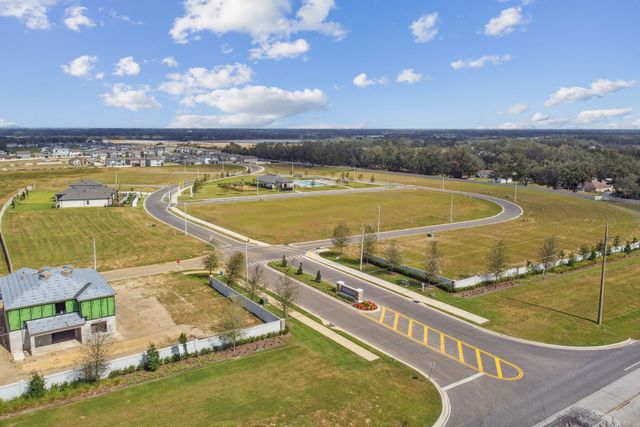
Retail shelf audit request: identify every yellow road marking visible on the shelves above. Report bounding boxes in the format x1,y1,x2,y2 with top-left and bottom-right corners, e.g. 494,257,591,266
362,305,523,381
378,307,386,323
475,348,483,372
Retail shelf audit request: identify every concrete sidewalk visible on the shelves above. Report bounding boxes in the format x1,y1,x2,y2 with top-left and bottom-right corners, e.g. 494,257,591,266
307,251,489,325
537,365,640,426
101,257,205,282
289,311,379,362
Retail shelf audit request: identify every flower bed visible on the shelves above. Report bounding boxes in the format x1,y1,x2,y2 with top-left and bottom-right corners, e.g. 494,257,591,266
353,300,378,311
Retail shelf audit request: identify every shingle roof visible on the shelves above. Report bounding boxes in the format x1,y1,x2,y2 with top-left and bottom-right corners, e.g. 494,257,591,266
26,312,86,336
257,174,293,184
0,267,115,310
56,181,116,201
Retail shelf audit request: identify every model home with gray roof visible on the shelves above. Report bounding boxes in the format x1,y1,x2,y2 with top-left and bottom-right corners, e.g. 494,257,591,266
55,180,116,208
0,267,116,360
257,174,295,190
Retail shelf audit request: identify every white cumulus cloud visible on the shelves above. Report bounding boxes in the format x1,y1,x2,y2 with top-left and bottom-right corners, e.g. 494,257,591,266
64,6,95,31
61,55,98,78
114,56,141,76
484,7,527,37
0,118,17,128
575,108,633,125
410,12,438,43
0,0,58,30
161,57,179,68
396,68,424,84
159,63,253,99
500,103,528,115
169,85,327,128
101,84,161,111
451,54,511,70
500,112,568,129
545,79,639,107
169,0,344,60
353,73,386,88
250,39,310,60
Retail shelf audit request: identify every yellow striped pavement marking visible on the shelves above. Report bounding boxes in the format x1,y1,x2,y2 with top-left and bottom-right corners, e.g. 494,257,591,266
363,305,523,381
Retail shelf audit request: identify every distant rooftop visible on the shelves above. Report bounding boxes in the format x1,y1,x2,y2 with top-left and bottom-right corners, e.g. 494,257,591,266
56,181,116,201
0,267,115,310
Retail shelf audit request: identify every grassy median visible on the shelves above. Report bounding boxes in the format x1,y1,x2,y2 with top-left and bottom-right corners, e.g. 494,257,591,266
184,188,501,244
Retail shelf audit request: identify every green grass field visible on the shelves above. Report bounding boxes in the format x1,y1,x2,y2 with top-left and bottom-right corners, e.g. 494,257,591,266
2,317,441,426
3,191,206,271
429,254,640,346
184,188,501,244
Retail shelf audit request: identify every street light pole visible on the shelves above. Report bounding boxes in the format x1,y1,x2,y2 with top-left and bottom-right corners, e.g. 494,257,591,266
441,174,444,192
449,194,453,223
377,204,381,241
183,203,187,236
92,237,97,270
245,239,249,283
597,223,609,325
514,181,518,203
359,226,366,271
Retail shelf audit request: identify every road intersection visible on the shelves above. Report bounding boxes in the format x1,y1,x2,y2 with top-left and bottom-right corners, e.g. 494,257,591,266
143,174,640,427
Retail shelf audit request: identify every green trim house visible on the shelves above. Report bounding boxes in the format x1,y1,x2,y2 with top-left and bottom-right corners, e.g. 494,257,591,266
0,267,116,360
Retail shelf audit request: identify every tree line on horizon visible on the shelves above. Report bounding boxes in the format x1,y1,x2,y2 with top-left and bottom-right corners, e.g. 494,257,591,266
224,138,640,198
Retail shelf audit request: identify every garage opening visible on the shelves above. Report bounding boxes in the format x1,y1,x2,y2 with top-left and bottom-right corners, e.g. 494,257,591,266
52,329,77,344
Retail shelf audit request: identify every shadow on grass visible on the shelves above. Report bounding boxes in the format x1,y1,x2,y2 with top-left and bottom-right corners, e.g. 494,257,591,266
502,296,596,324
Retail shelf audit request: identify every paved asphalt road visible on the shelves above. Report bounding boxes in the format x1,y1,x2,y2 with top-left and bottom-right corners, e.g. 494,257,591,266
143,177,640,427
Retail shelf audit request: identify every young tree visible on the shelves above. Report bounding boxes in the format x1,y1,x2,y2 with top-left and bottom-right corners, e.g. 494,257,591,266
24,372,46,399
296,262,303,275
202,249,220,276
275,275,298,319
78,332,113,382
370,174,375,183
281,254,288,267
219,296,247,351
579,245,590,261
488,240,508,281
315,270,322,283
246,264,264,301
425,240,440,283
145,343,160,371
363,225,377,255
225,251,245,284
178,332,188,356
332,222,350,254
539,236,558,278
385,240,403,273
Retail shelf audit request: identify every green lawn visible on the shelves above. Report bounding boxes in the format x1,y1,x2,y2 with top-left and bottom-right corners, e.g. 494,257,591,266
429,254,640,346
1,317,441,426
179,175,279,201
3,192,206,271
185,188,501,244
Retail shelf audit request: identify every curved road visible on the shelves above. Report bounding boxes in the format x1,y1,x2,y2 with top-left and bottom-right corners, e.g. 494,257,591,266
144,177,639,427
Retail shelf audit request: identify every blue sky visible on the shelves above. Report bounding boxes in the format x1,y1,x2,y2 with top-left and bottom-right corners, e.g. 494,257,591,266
0,0,638,129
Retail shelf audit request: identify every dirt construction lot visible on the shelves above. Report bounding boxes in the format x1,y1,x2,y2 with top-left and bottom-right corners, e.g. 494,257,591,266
0,273,259,385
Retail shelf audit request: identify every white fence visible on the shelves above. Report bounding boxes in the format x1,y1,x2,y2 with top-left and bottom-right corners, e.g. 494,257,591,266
0,277,285,402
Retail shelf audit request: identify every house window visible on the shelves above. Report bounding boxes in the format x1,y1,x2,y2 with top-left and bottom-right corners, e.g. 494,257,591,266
55,302,66,314
91,321,107,333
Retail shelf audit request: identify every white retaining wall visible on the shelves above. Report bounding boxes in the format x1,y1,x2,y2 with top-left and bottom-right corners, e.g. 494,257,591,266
0,321,281,401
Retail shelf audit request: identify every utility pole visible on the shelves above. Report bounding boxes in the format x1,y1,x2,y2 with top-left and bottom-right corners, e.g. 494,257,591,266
359,226,366,271
441,174,445,192
449,194,453,223
514,181,518,203
290,162,293,175
597,223,609,325
377,204,381,241
92,237,97,270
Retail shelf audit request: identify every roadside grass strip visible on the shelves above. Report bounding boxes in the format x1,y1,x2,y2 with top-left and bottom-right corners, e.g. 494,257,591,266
369,305,524,381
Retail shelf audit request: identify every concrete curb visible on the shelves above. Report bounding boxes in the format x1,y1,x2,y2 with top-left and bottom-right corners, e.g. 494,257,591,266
306,250,490,325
